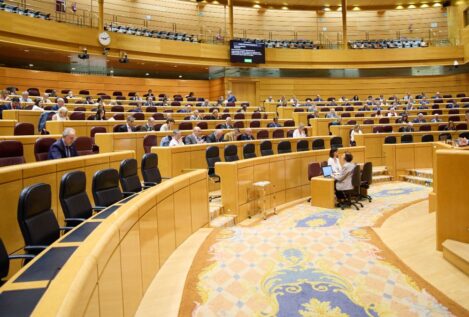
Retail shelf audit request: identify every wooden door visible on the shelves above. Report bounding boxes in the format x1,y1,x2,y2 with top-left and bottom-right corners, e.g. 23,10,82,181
230,81,257,106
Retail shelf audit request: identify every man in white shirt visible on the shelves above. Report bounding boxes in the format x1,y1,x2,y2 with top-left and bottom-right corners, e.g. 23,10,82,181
20,91,32,103
184,127,205,144
169,130,184,146
292,123,307,138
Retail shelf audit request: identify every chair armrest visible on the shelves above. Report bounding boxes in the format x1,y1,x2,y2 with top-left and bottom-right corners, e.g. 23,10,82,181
9,254,35,260
92,206,107,211
24,245,48,252
123,192,136,197
142,185,153,189
60,226,74,232
161,176,171,180
143,182,158,186
64,218,87,223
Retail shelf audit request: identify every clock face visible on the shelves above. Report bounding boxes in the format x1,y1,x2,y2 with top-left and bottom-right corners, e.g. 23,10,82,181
98,32,111,46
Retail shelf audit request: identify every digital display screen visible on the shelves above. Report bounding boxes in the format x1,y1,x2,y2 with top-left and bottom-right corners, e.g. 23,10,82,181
230,40,265,64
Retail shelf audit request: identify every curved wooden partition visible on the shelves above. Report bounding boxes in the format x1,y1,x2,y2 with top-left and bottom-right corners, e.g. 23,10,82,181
215,146,365,221
0,169,209,316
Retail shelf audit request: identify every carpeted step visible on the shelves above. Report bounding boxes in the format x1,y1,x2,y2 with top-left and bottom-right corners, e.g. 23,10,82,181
407,168,433,179
372,166,388,176
373,175,393,183
210,215,237,228
400,175,433,186
442,240,469,276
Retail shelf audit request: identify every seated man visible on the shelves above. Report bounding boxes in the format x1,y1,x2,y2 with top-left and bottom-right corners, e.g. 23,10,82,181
326,109,339,119
220,117,234,129
412,113,426,123
239,128,255,141
119,116,137,132
141,117,156,131
206,129,224,143
223,128,241,142
190,109,202,120
160,118,175,131
267,117,282,128
185,127,205,144
334,152,355,200
430,114,442,123
19,91,32,103
48,128,78,159
226,90,237,103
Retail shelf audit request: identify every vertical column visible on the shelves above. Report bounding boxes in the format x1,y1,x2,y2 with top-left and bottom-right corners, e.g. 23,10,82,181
342,0,347,49
98,0,104,31
228,0,234,40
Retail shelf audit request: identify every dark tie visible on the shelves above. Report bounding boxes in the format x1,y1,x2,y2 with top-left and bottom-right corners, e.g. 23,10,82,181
65,146,70,158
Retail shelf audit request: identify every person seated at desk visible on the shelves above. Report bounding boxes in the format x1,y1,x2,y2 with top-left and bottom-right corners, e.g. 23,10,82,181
445,121,456,131
293,123,307,138
160,118,175,132
412,113,426,123
144,89,154,98
83,96,94,104
190,109,202,120
313,95,323,102
65,90,74,99
226,90,237,103
431,114,442,123
402,122,414,132
220,117,234,129
0,89,10,102
48,128,78,159
95,107,106,120
387,108,398,117
327,148,342,174
265,96,274,103
239,128,255,141
223,128,241,142
396,113,409,123
206,129,224,143
19,91,32,103
129,102,143,113
350,124,362,146
141,117,156,131
201,98,211,107
237,105,247,113
326,108,339,119
52,106,69,121
359,104,371,111
42,93,53,104
334,152,355,200
144,96,155,107
169,130,184,146
185,127,205,144
130,92,142,101
118,116,137,132
32,99,44,111
268,117,282,128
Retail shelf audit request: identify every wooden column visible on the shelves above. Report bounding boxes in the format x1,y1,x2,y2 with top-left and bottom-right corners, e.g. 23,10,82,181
98,0,104,32
227,0,234,40
341,0,347,49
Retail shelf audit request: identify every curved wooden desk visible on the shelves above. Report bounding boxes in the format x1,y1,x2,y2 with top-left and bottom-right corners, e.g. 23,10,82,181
0,169,209,316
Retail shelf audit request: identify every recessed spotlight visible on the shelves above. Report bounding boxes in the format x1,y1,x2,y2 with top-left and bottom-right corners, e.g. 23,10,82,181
396,5,404,9
433,2,442,6
281,6,288,10
253,4,261,9
420,3,429,7
173,65,178,68
178,75,183,78
24,49,29,53
352,6,360,10
28,63,34,67
71,67,76,71
408,4,416,8
145,72,150,76
323,7,331,11
110,70,114,74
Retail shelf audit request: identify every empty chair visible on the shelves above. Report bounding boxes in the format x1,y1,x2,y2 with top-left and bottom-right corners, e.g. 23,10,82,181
401,134,413,143
14,122,34,135
90,126,107,139
372,126,383,133
119,159,145,193
251,112,261,119
132,112,145,120
439,133,452,141
260,140,274,156
59,171,103,227
293,108,304,112
449,115,460,122
360,162,373,202
419,125,431,131
113,91,123,96
459,132,469,139
224,145,239,162
141,153,163,186
347,120,357,125
384,136,397,144
27,88,40,96
363,119,374,125
70,112,85,120
0,140,25,167
330,136,343,149
421,134,434,142
143,135,157,153
257,129,269,139
341,112,351,118
234,121,244,129
34,137,56,161
92,169,124,207
206,146,222,202
234,113,245,120
250,120,260,128
197,122,208,130
242,143,256,159
308,162,322,180
79,90,90,95
0,238,34,286
75,136,94,156
296,139,309,152
277,141,292,154
113,114,125,120
179,121,193,130
17,183,65,255
284,120,295,127
456,123,468,130
378,118,389,124
272,129,284,138
152,113,165,120
111,105,124,112
312,139,325,150
74,106,86,112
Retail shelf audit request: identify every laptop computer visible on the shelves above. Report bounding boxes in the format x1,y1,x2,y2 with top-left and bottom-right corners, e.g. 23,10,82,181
322,165,333,178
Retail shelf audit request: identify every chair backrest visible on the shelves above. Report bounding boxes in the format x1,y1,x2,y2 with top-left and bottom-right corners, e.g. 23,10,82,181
243,143,256,159
257,129,269,139
17,183,60,251
141,153,162,185
234,113,245,120
312,139,325,150
251,112,261,119
378,117,389,124
195,121,207,130
113,124,125,132
308,162,321,180
419,125,431,131
250,120,260,128
296,139,309,152
179,121,193,130
14,122,35,135
277,140,292,154
400,134,413,143
59,171,93,226
119,159,142,193
382,125,393,133
260,140,273,156
34,137,56,161
351,165,362,191
74,107,86,112
0,238,9,285
361,162,373,185
272,129,284,138
284,120,295,127
70,112,85,120
224,145,239,162
0,140,25,167
234,121,244,129
456,123,468,130
459,131,469,139
92,169,123,207
363,119,374,125
439,133,452,141
373,126,383,133
152,113,165,120
421,134,434,142
206,146,221,175
143,135,157,154
90,126,107,139
75,136,94,156
113,114,125,121
111,105,124,112
132,112,145,120
384,136,397,144
79,90,90,95
330,136,343,149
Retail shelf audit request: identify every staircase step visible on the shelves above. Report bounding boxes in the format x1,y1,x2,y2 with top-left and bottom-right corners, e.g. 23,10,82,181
373,175,393,183
372,166,388,176
401,175,433,186
407,168,433,179
442,240,469,276
210,214,237,228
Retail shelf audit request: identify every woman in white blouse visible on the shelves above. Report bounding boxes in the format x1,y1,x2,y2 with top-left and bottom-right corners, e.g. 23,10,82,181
327,148,342,175
350,124,363,146
52,107,69,121
292,123,307,138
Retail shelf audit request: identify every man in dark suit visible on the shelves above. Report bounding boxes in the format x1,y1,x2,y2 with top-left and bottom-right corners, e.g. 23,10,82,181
220,117,234,129
185,127,205,144
48,128,78,159
267,117,282,128
206,129,224,143
141,117,156,131
118,116,137,132
239,128,255,141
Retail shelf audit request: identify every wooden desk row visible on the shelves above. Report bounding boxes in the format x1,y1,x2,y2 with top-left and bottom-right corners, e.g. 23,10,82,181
61,104,262,112
330,121,467,147
151,136,334,178
0,151,134,260
0,134,61,163
383,142,435,180
0,169,209,317
310,115,467,136
354,130,468,166
215,146,365,222
0,119,17,135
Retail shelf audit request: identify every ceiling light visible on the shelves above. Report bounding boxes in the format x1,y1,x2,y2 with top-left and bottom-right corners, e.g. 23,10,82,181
408,4,416,8
324,7,331,11
396,5,404,9
433,2,442,7
71,67,76,71
28,63,34,67
178,75,183,78
352,6,360,10
420,3,429,7
145,72,150,76
253,4,261,9
24,49,29,52
336,6,342,11
212,0,219,3
281,6,288,10
110,70,114,74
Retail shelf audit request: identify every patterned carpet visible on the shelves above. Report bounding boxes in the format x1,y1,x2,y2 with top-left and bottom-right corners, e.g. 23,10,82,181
179,182,466,317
